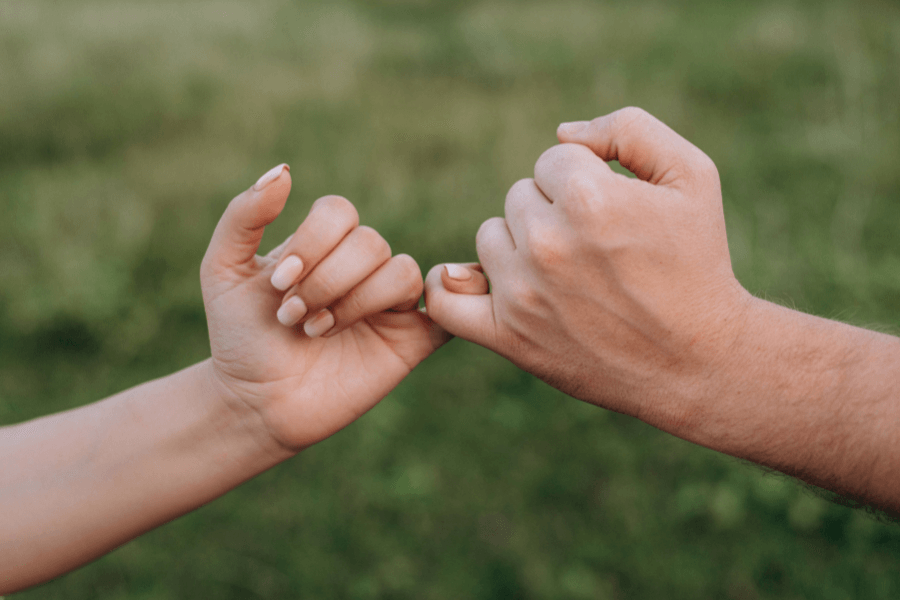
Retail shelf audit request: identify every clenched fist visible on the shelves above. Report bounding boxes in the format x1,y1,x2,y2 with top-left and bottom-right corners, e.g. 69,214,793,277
426,107,753,430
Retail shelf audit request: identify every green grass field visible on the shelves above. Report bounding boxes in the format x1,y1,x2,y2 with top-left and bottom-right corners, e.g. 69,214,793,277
2,0,900,597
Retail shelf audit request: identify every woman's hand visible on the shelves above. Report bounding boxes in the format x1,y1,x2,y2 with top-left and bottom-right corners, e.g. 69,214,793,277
201,165,472,452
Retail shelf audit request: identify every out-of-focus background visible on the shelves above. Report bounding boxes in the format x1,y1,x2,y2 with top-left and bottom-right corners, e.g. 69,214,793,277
2,0,899,597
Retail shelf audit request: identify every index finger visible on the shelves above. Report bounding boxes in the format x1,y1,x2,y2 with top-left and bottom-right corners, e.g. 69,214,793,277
532,143,613,207
556,107,715,189
269,195,360,291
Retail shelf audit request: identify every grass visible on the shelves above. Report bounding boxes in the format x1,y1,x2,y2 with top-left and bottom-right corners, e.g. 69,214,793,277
2,0,900,597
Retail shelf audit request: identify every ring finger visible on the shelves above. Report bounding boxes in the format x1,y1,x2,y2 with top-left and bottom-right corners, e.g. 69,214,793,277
277,225,392,326
321,253,424,337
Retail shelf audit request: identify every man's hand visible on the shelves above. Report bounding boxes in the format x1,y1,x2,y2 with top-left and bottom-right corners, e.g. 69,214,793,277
201,165,452,452
427,108,900,513
425,107,753,429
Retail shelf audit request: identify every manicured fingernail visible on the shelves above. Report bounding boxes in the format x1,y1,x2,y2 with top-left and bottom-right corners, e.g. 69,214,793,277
304,309,335,338
271,255,304,291
558,121,588,136
444,264,472,281
253,163,289,191
276,296,307,327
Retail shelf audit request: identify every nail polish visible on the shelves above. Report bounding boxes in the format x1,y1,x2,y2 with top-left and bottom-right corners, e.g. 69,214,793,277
444,264,472,281
304,309,335,338
276,296,308,327
254,163,289,191
271,255,304,291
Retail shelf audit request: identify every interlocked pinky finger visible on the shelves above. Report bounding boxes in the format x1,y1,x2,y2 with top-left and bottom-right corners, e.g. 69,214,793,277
322,254,424,337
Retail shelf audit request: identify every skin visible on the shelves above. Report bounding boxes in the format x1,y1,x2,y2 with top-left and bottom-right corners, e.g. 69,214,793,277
0,165,483,593
4,109,897,590
426,107,900,516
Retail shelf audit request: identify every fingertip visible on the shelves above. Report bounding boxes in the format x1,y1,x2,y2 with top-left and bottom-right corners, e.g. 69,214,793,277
204,164,292,272
424,263,495,347
253,163,291,192
557,120,589,141
271,255,304,291
242,164,292,230
276,295,308,327
304,308,335,338
441,264,489,295
444,263,472,281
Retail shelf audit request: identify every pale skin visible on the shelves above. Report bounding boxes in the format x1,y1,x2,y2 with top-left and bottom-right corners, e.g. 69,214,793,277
427,107,900,516
4,109,899,591
0,165,483,593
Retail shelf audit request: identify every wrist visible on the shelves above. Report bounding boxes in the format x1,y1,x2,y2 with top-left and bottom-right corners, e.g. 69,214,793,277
196,359,298,470
648,282,761,443
660,293,881,487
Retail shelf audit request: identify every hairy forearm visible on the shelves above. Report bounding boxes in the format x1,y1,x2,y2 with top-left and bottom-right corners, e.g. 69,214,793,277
0,359,293,593
671,298,900,513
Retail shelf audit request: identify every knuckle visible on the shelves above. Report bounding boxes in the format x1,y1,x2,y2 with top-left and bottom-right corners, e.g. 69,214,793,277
682,149,720,192
396,256,424,297
610,106,654,142
615,106,651,128
394,253,422,280
695,151,720,182
302,271,340,306
355,225,391,259
504,178,534,212
534,144,569,178
476,217,504,249
526,224,567,270
534,145,559,171
313,195,360,228
564,171,600,208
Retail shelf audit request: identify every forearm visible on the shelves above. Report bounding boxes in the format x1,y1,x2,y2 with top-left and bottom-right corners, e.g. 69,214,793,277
672,298,900,513
0,359,293,593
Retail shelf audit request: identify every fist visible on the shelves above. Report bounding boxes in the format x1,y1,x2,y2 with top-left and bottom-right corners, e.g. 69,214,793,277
426,107,753,428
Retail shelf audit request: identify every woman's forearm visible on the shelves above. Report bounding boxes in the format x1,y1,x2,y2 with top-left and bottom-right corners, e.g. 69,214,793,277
0,359,293,593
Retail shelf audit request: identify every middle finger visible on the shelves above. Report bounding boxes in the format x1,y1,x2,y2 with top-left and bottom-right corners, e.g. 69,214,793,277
282,225,392,322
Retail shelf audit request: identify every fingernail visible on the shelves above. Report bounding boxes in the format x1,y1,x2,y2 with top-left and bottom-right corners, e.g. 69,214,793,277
304,309,335,338
253,163,289,191
444,264,472,281
276,296,307,327
558,121,588,136
271,255,304,291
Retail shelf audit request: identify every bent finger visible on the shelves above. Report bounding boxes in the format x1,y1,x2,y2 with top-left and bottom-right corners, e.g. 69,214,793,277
323,254,424,337
533,144,613,208
424,263,497,350
475,216,517,284
557,107,713,188
269,195,360,292
440,263,490,296
277,225,392,326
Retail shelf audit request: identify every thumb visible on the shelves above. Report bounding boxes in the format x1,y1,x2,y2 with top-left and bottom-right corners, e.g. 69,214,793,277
424,263,498,350
556,107,708,187
204,164,291,272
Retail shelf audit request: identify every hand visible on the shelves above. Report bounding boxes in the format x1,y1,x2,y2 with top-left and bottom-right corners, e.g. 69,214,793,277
201,165,453,451
425,108,754,429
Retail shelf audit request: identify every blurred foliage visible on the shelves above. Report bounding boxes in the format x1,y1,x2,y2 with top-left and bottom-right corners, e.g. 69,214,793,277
2,0,900,598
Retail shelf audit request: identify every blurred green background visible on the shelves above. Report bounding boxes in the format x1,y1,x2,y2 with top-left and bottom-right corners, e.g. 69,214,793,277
2,0,900,597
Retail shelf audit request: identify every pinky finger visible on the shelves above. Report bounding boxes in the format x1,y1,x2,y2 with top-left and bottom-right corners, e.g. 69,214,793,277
440,263,489,296
324,254,424,337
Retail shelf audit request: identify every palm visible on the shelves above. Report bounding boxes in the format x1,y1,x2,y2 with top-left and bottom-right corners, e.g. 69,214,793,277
204,257,438,450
